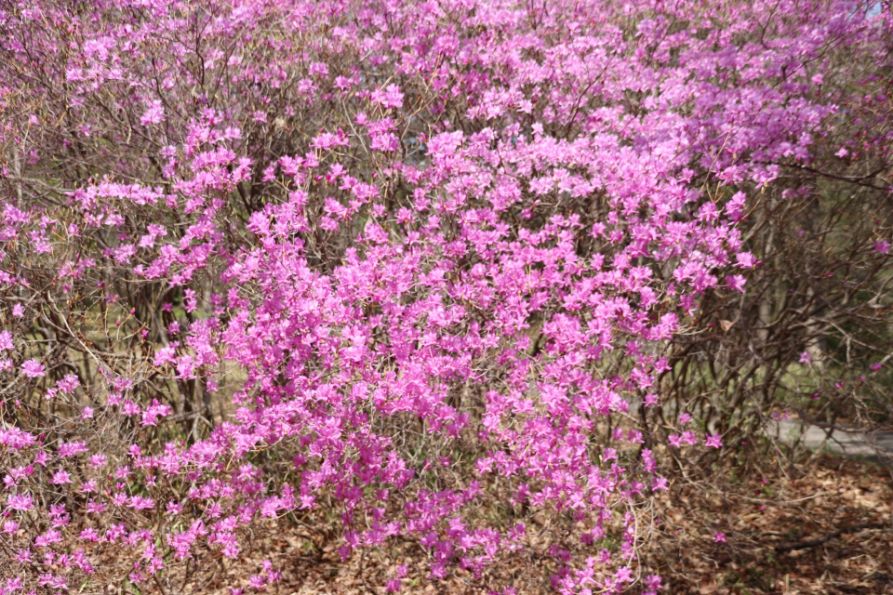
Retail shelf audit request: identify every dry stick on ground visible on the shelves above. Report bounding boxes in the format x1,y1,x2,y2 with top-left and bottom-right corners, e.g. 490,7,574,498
774,521,891,553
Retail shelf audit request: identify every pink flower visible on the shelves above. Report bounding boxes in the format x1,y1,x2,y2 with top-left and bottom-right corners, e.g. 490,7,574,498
874,240,890,255
705,434,723,449
141,400,172,426
21,359,45,378
51,470,71,485
714,531,727,543
7,493,33,511
58,441,88,458
3,520,20,534
725,274,747,293
371,84,404,109
140,100,165,126
35,529,62,548
735,252,756,268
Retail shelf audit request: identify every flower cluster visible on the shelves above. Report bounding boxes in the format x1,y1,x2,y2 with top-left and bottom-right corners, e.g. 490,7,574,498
0,0,890,592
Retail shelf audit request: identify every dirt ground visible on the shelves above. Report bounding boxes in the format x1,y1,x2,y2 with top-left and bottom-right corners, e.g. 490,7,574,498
649,454,893,594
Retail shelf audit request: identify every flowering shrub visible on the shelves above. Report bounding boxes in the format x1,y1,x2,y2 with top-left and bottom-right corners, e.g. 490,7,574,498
0,0,890,592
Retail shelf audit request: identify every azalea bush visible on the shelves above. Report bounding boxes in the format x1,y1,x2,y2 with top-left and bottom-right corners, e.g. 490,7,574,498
0,0,890,592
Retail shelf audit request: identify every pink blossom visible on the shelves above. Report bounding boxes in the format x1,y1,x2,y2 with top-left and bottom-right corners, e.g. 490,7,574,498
20,359,45,378
0,1,886,591
735,252,757,268
51,470,71,485
7,493,33,512
725,274,747,293
141,100,165,126
371,84,404,110
0,330,13,351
